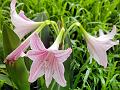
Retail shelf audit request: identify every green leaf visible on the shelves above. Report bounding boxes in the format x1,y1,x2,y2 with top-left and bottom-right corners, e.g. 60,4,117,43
0,64,6,68
3,25,20,56
0,74,16,88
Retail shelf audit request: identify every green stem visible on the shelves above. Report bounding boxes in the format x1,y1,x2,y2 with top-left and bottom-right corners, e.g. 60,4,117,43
78,23,89,40
35,20,51,33
64,22,89,40
51,21,59,35
64,22,79,38
49,27,65,50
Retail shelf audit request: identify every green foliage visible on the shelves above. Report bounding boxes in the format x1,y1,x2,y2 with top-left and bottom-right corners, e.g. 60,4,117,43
0,0,120,90
0,74,16,89
3,27,30,90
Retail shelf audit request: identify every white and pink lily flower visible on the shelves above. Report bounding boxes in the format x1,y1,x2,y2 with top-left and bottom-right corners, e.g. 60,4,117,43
5,0,42,63
26,29,72,87
11,0,42,39
85,25,119,68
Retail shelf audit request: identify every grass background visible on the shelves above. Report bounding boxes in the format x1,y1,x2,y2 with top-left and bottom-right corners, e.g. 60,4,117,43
0,0,120,90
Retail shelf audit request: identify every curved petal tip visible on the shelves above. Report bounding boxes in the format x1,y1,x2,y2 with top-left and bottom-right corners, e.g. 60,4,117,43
11,0,16,11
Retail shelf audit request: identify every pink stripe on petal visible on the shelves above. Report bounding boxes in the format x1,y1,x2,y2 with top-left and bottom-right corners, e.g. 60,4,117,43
85,25,119,68
30,33,46,50
11,10,38,27
45,53,54,87
45,65,53,87
53,48,72,62
29,60,45,82
10,0,34,26
53,62,66,87
11,12,40,35
26,50,47,61
11,11,40,39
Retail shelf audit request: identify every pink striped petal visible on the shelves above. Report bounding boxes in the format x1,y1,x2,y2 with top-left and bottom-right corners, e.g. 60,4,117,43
5,39,29,63
28,60,45,82
52,48,72,62
45,54,54,87
30,33,46,50
87,42,107,68
26,50,47,61
53,62,66,87
89,36,119,51
10,0,37,27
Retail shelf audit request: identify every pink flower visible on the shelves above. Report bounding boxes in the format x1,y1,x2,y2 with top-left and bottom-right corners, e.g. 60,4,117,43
26,30,72,87
4,38,30,63
5,0,42,63
85,26,119,68
11,0,42,39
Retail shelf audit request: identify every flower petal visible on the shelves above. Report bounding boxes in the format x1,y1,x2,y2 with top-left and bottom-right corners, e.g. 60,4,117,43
107,25,116,39
99,29,104,36
19,10,33,21
53,62,66,87
11,10,38,27
5,39,29,63
45,74,52,88
26,50,47,61
87,42,108,68
28,60,45,82
10,0,41,39
45,54,54,87
10,0,16,11
52,48,72,62
30,33,46,50
14,25,40,40
10,0,35,27
102,40,119,51
98,25,117,41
